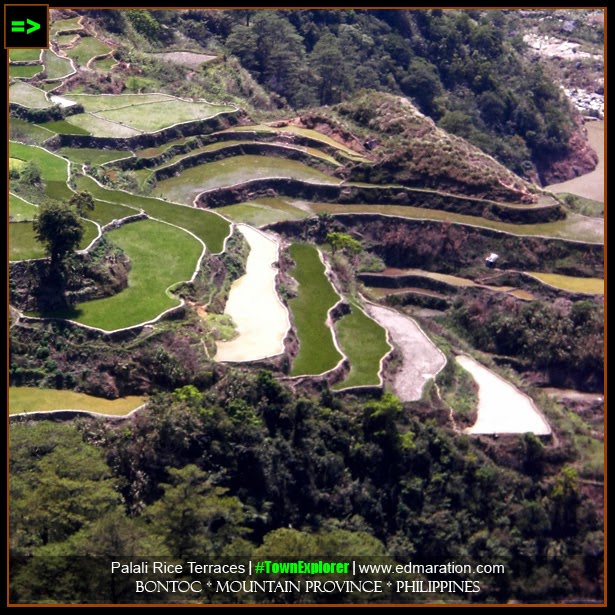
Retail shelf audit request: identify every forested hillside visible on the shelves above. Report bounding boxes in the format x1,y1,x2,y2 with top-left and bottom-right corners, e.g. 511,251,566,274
86,8,596,183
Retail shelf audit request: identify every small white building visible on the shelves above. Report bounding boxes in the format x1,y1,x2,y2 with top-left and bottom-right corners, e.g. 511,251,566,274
485,253,499,268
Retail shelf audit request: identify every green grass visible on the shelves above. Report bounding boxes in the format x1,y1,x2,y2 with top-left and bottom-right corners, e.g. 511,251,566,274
216,199,310,226
9,387,146,416
65,93,173,112
93,57,116,71
31,219,202,330
10,158,26,172
9,194,38,221
9,142,73,202
10,142,69,182
442,362,478,421
56,33,79,46
76,175,231,253
526,272,604,294
57,147,132,165
64,36,112,66
288,243,343,376
9,223,46,260
10,49,42,62
9,82,51,108
42,50,74,80
97,99,231,132
86,199,138,225
10,118,56,145
39,119,90,135
157,155,341,205
558,193,604,218
65,114,142,138
333,300,389,389
50,17,83,34
9,64,43,79
135,137,190,158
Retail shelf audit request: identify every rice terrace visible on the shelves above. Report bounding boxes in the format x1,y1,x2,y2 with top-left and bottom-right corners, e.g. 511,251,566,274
8,7,604,606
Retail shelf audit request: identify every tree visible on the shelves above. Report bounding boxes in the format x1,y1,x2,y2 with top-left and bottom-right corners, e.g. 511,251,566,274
33,202,84,269
326,232,362,256
19,160,42,186
69,191,95,217
143,465,248,559
310,31,348,105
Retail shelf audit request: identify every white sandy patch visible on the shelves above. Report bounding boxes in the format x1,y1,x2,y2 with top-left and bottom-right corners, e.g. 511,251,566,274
215,225,290,362
49,95,79,108
364,302,446,401
457,355,551,435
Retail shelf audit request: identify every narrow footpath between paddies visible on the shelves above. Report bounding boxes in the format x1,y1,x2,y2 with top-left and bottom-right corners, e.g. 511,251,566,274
215,225,290,362
456,355,551,436
363,301,446,402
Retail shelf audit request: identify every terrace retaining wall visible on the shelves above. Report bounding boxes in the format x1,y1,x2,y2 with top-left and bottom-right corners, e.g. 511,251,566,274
53,109,244,149
266,214,604,278
197,178,565,224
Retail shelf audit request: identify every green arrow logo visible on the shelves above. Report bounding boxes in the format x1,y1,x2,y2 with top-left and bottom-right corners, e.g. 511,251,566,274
27,19,40,34
10,18,39,34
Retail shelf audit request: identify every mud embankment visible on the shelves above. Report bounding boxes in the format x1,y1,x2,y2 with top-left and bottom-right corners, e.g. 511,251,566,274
52,109,243,149
198,179,565,225
267,214,603,278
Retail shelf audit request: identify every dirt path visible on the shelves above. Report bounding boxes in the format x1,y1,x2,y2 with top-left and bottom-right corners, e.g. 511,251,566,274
363,302,446,401
215,224,290,362
456,355,551,435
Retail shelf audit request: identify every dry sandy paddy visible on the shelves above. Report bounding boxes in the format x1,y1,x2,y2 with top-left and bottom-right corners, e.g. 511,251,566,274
364,302,446,401
456,355,551,435
215,224,290,362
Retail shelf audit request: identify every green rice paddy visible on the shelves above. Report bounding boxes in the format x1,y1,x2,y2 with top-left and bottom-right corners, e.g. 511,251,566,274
288,243,343,376
30,219,202,330
57,147,132,165
9,194,38,221
76,175,231,253
9,64,43,79
42,50,74,80
156,155,341,205
216,199,310,226
526,272,604,294
64,36,112,66
333,301,390,389
10,118,56,145
9,387,147,416
9,82,51,108
9,49,42,62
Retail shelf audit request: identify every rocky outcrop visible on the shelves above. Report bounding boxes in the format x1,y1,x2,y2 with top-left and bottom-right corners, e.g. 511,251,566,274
535,118,599,185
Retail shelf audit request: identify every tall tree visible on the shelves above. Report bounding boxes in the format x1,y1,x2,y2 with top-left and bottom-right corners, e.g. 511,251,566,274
33,202,84,270
143,465,248,559
310,31,348,105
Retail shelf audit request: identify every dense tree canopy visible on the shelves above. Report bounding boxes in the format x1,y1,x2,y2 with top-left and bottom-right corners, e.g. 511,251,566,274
33,202,84,269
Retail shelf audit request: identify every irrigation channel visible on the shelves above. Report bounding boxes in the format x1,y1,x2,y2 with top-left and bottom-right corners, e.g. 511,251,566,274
456,355,551,436
215,225,290,362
